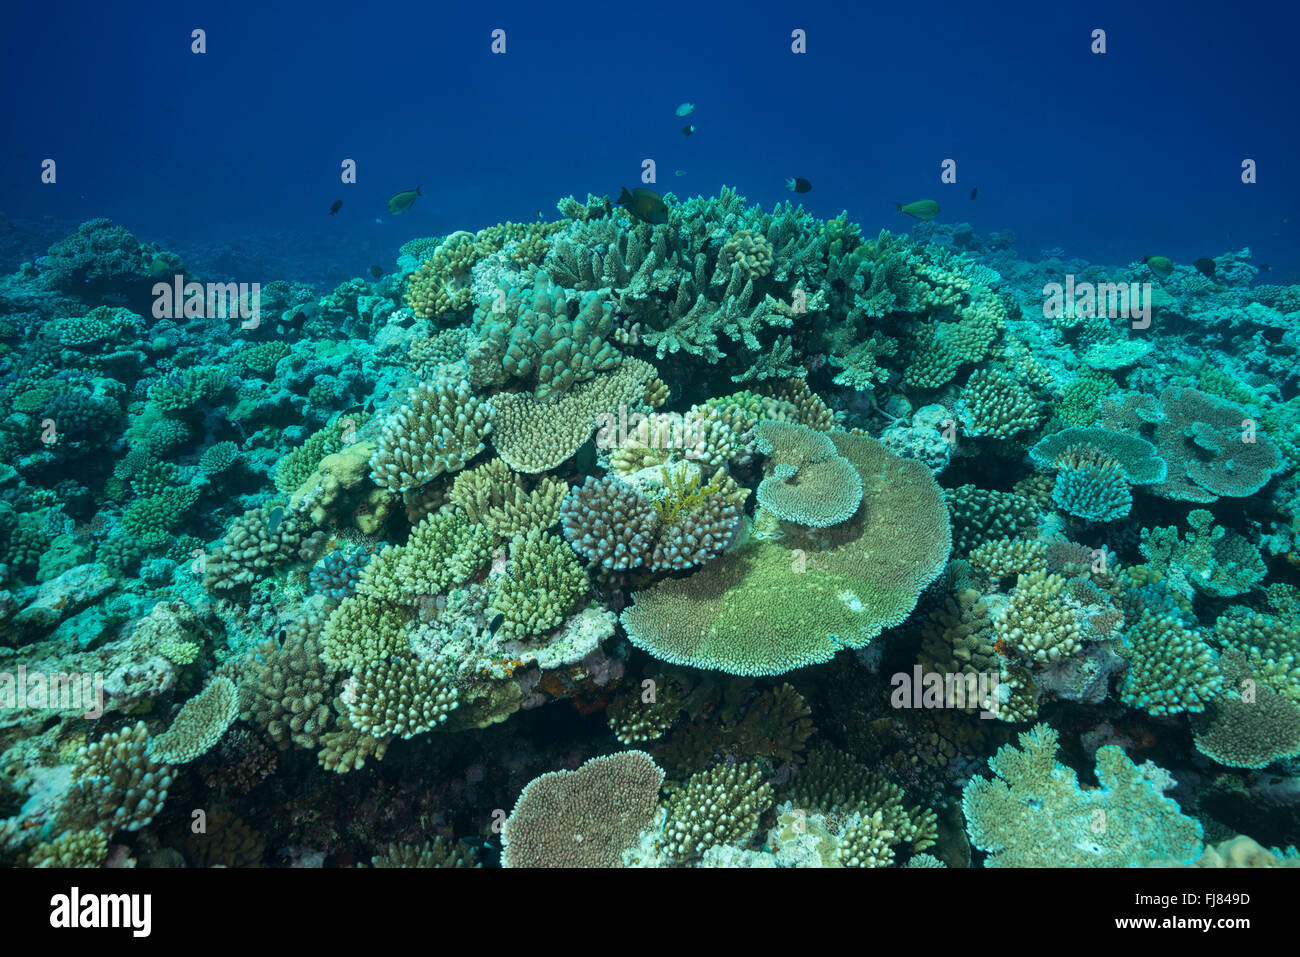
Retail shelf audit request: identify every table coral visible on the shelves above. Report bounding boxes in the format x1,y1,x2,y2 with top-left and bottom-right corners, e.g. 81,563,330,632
501,750,664,868
622,432,949,675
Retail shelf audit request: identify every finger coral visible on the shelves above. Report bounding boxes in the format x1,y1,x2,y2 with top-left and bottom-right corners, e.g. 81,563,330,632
369,377,491,491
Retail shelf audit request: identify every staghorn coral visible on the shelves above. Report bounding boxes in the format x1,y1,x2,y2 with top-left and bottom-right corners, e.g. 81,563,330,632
1140,509,1266,599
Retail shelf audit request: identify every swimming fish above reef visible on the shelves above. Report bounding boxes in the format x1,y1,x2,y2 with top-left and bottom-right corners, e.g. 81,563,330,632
681,124,695,137
969,187,978,200
675,102,695,117
488,612,505,636
369,265,385,278
674,169,687,176
1143,255,1173,278
329,199,342,215
895,199,939,221
618,186,669,225
387,187,422,214
1192,257,1216,279
786,177,812,193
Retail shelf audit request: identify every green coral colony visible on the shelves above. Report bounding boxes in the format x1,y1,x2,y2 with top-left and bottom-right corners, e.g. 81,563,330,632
2,191,1300,870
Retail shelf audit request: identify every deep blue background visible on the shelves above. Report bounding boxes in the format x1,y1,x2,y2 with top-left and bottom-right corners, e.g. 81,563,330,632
1,0,1296,287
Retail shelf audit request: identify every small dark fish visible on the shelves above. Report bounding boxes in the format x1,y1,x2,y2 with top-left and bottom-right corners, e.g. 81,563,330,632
1192,257,1216,279
329,199,342,215
786,177,812,194
618,186,669,225
681,124,695,137
969,187,978,200
369,265,384,278
1260,263,1272,271
536,209,543,219
387,186,422,214
488,612,505,636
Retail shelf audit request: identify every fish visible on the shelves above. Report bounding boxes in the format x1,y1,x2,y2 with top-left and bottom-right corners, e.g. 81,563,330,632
617,186,669,225
681,124,695,137
1260,263,1272,272
329,199,342,215
675,102,695,117
1192,257,1216,279
674,170,687,176
786,177,812,193
895,199,939,221
969,187,978,200
369,265,385,278
387,186,422,214
1142,255,1173,278
488,613,505,636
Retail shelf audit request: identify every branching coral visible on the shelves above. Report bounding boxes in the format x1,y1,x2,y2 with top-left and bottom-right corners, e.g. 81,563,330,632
1119,610,1222,715
962,723,1203,867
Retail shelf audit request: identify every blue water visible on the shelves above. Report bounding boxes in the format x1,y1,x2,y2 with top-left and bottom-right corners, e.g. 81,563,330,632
2,0,1295,285
2,0,1299,874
